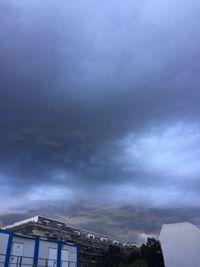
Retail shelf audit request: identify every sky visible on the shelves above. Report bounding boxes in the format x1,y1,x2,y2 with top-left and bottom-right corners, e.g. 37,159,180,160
1,0,200,243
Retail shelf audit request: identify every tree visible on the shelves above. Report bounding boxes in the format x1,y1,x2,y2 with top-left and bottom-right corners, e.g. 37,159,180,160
141,238,165,267
118,259,147,267
102,245,125,267
131,259,148,267
127,248,142,264
102,238,165,267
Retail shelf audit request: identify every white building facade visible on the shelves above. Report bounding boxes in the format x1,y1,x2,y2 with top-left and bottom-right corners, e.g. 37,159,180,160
0,229,79,267
159,222,200,267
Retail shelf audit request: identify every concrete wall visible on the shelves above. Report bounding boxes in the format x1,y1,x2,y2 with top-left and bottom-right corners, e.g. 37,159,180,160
159,222,200,267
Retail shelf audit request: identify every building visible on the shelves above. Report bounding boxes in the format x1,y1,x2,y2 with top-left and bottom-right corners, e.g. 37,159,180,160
159,222,200,267
0,228,78,267
2,215,137,267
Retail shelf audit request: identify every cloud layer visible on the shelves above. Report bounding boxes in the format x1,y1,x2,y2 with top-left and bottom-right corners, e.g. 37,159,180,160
1,0,200,241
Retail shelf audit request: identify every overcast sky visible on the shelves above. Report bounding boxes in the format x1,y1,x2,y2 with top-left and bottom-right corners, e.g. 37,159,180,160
1,0,200,243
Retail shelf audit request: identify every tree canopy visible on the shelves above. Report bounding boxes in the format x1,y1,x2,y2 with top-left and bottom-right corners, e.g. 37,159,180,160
102,238,165,267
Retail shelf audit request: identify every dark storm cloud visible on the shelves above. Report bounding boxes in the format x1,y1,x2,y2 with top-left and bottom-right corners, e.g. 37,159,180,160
1,203,200,243
1,0,200,240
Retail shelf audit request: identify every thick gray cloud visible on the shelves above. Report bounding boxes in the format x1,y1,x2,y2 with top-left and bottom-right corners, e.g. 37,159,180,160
1,203,200,244
1,0,200,241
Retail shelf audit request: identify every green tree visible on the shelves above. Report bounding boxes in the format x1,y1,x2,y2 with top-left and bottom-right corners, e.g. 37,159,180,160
118,259,147,267
127,248,141,264
102,238,164,267
131,259,148,267
141,238,165,267
102,245,125,267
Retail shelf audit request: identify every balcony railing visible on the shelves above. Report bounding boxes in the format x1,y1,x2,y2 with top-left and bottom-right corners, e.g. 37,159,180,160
0,254,77,267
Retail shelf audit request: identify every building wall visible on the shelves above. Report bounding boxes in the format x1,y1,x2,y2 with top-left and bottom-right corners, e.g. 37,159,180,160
38,239,58,258
0,231,9,265
62,244,77,267
63,244,77,262
11,236,35,266
2,215,136,267
159,222,200,267
0,230,78,267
